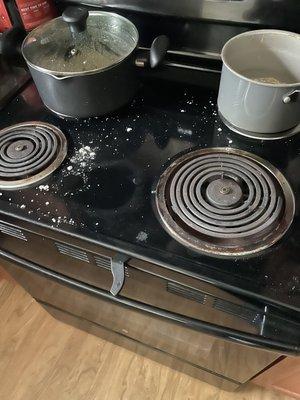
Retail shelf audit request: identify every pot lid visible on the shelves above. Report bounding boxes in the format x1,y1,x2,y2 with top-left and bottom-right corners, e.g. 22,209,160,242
22,8,139,76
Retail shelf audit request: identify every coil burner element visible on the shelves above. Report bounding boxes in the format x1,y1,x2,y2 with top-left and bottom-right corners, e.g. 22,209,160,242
0,122,67,189
155,148,295,258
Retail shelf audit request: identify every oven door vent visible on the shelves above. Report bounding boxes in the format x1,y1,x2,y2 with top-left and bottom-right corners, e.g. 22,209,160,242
94,254,112,270
0,222,27,241
167,282,206,304
94,255,130,277
213,298,262,324
55,243,89,263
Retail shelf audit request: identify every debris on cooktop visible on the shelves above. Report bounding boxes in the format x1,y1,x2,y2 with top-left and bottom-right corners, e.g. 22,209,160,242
63,144,98,183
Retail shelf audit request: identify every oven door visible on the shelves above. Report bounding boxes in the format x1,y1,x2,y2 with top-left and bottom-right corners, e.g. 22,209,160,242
1,249,284,388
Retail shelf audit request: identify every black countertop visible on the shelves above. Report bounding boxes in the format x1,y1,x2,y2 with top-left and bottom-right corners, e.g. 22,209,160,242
0,79,299,314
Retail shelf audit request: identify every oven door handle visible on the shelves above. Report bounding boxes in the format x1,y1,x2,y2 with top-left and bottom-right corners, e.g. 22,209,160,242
0,248,299,356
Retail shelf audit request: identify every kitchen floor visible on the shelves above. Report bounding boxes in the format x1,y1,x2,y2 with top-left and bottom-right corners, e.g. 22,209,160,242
0,268,293,400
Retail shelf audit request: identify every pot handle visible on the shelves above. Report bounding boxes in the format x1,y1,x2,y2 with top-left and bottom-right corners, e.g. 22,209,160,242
135,35,170,68
62,7,89,34
149,35,170,68
283,89,300,104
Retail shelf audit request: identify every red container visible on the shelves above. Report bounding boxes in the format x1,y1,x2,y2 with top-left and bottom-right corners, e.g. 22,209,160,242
0,0,12,32
15,0,57,31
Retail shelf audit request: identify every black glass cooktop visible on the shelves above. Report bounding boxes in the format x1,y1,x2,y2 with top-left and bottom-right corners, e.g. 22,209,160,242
0,79,299,313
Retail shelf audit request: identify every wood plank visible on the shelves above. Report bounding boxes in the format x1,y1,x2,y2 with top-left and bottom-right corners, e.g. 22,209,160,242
0,277,295,400
0,265,15,282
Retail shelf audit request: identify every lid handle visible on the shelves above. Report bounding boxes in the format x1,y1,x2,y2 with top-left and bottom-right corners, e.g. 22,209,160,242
62,7,89,34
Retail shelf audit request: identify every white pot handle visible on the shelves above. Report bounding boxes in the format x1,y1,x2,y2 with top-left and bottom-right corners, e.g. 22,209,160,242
283,89,300,104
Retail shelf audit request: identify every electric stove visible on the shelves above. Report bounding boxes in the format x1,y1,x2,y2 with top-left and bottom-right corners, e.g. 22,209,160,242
1,74,299,390
1,79,300,310
0,1,299,390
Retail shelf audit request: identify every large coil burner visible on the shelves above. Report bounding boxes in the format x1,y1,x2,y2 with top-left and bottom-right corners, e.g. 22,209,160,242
155,148,295,258
0,122,67,189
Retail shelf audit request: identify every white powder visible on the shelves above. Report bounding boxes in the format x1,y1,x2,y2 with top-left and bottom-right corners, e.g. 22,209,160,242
136,231,148,242
39,184,49,191
71,146,96,162
63,144,98,185
54,216,76,225
70,145,97,167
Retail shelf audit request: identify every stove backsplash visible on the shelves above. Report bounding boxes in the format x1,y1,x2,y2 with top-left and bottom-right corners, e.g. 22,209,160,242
62,0,299,59
64,0,299,29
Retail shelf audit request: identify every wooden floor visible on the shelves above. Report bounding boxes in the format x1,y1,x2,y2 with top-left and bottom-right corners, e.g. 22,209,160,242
0,273,294,400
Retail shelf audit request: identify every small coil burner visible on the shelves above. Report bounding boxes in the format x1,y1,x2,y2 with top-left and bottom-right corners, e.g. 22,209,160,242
0,122,67,189
156,148,295,258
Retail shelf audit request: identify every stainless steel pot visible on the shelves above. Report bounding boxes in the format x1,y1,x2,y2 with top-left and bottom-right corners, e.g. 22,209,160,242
21,7,168,118
217,30,300,134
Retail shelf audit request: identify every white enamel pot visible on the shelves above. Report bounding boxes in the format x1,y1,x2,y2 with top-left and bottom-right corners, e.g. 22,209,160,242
218,30,300,134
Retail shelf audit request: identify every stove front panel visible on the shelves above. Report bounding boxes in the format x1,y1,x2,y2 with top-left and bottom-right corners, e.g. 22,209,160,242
1,218,298,353
2,257,280,385
0,218,263,334
0,219,113,291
